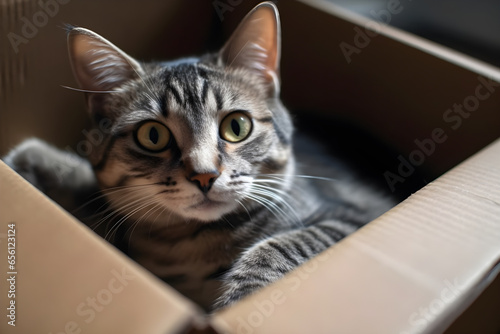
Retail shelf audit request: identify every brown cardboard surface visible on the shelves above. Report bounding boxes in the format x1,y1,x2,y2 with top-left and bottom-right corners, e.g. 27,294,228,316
212,138,500,334
1,0,500,333
0,161,206,334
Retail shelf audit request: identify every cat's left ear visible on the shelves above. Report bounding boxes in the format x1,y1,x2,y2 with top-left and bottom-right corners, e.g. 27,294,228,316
67,27,143,93
219,2,281,96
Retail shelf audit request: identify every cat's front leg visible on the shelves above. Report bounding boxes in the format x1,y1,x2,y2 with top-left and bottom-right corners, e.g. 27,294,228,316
2,138,98,213
214,219,357,310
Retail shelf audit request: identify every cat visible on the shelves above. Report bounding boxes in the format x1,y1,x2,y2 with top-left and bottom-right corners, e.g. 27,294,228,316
2,2,396,311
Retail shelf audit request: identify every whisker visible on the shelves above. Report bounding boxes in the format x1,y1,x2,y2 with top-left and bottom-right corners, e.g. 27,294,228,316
92,193,156,236
104,198,157,240
251,179,286,185
245,193,292,225
140,202,165,227
230,191,276,236
61,85,122,94
248,188,301,226
74,182,162,214
124,200,162,248
251,178,308,204
235,198,252,221
251,175,324,204
254,173,337,182
250,183,297,204
220,215,235,229
85,188,148,222
149,206,172,239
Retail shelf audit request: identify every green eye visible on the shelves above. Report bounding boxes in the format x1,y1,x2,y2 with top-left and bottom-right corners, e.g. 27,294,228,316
135,121,171,152
220,112,252,143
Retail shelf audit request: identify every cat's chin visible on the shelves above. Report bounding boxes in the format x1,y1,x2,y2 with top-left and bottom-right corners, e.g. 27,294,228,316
182,198,237,223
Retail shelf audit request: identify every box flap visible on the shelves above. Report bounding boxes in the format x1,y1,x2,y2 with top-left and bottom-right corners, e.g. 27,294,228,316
0,161,207,334
211,138,500,334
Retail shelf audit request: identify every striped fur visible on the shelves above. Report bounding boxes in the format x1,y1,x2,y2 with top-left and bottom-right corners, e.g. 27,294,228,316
3,3,396,310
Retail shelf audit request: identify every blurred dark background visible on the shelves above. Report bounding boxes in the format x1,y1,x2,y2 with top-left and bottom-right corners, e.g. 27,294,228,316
327,0,500,68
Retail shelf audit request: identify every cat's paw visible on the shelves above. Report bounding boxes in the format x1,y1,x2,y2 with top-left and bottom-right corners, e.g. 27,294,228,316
2,138,97,212
213,223,342,310
213,237,298,310
3,138,80,191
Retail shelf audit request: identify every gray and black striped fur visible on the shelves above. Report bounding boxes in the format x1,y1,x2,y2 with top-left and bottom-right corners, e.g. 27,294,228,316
3,2,395,310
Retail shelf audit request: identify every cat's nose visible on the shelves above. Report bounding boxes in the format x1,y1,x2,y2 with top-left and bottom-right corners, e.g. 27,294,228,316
188,171,220,194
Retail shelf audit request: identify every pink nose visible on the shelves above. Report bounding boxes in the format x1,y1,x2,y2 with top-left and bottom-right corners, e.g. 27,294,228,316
189,171,220,193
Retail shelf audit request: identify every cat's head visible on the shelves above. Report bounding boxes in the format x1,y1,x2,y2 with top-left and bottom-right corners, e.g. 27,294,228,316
67,2,294,223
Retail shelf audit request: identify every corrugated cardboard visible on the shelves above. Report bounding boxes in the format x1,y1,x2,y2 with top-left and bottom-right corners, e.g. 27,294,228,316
1,0,500,333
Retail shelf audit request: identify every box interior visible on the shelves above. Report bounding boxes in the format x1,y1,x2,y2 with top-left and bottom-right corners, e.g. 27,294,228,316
1,0,500,333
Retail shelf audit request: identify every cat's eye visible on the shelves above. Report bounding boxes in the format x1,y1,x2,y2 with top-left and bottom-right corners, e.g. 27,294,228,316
135,121,171,152
220,112,252,143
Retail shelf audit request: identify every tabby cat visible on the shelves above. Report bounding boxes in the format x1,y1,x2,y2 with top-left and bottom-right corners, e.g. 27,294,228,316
3,2,395,310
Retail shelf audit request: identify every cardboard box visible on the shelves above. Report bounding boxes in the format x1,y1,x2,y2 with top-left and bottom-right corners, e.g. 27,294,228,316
1,0,499,333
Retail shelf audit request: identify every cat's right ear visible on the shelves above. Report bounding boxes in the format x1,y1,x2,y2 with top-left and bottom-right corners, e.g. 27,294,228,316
218,2,281,97
67,27,142,98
